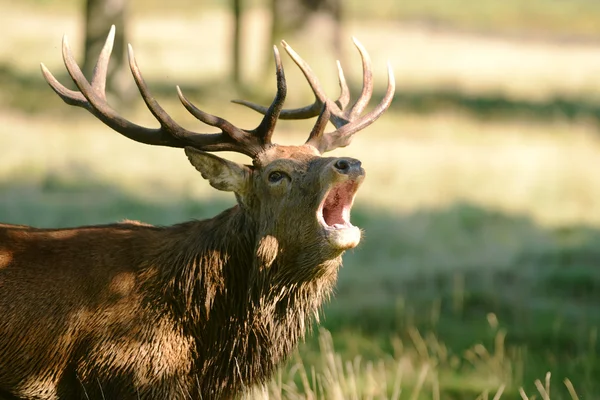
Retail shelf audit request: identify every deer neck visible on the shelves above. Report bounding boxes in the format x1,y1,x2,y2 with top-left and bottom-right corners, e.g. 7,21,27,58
153,205,254,318
149,205,340,392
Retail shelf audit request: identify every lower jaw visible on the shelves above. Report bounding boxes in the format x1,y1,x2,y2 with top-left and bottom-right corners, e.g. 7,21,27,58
325,225,361,250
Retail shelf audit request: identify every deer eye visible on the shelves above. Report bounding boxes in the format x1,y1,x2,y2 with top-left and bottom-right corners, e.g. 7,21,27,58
268,171,286,183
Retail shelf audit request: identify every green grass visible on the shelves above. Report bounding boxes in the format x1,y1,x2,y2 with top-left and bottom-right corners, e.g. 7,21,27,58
2,3,600,399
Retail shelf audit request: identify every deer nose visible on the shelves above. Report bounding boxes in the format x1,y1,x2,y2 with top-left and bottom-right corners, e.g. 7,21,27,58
333,158,362,175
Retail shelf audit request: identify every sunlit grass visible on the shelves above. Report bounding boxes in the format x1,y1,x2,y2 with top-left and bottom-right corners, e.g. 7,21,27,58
241,327,582,399
347,0,600,38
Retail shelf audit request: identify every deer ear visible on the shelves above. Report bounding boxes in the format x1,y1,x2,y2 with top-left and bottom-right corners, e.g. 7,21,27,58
185,147,250,193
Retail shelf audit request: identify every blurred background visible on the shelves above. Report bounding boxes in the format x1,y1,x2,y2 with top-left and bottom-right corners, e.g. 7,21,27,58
1,0,600,398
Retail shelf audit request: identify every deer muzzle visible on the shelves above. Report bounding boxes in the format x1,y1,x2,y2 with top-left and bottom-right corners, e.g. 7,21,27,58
317,157,365,250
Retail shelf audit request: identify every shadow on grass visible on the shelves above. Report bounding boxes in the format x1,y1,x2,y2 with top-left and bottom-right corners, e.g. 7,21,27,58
0,172,235,228
0,63,235,115
389,87,600,125
2,62,600,129
1,174,599,398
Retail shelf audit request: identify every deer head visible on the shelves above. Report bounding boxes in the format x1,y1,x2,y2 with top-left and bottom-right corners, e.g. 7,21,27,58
40,26,395,266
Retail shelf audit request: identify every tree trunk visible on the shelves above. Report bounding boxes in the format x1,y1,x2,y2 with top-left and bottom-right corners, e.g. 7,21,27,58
265,0,344,76
232,0,243,87
269,0,282,58
330,0,343,63
83,0,128,100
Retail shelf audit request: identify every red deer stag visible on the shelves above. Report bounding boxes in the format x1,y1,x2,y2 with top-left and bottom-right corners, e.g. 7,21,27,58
0,26,394,399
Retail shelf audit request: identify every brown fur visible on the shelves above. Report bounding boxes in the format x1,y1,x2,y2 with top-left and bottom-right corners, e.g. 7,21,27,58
0,145,364,399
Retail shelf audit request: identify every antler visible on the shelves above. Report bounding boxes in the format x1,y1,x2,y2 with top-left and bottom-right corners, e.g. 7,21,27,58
40,26,287,158
233,38,395,154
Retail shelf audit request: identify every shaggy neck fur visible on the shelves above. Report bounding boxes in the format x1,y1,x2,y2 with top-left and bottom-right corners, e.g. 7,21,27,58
148,206,341,398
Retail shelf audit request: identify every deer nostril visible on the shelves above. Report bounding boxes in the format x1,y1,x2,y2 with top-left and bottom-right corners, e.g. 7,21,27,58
334,159,350,172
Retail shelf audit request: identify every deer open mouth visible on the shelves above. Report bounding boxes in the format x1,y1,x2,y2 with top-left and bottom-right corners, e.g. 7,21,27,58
318,182,355,229
317,180,362,250
317,180,360,230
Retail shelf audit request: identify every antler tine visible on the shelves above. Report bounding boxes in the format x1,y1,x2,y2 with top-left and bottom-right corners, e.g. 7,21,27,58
335,60,350,110
177,86,249,144
126,44,216,147
41,27,278,158
40,27,116,108
346,38,373,120
41,38,88,108
305,104,331,146
41,61,87,108
318,63,395,153
251,46,287,145
90,24,115,94
277,40,333,119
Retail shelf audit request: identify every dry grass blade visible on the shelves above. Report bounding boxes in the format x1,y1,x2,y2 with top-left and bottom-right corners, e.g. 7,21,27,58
409,364,429,400
474,391,488,400
408,327,430,362
432,374,440,400
545,372,551,399
390,360,404,400
535,378,550,400
564,379,580,400
492,384,506,400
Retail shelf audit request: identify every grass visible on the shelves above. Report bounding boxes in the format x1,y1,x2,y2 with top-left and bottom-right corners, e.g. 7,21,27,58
10,0,600,39
347,0,600,39
243,328,584,399
1,2,600,399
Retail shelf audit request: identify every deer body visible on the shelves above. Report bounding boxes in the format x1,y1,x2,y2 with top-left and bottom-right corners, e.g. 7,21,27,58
0,27,393,399
0,206,335,398
1,221,201,399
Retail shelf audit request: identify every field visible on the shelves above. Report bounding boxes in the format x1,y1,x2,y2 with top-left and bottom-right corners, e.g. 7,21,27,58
1,0,600,398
